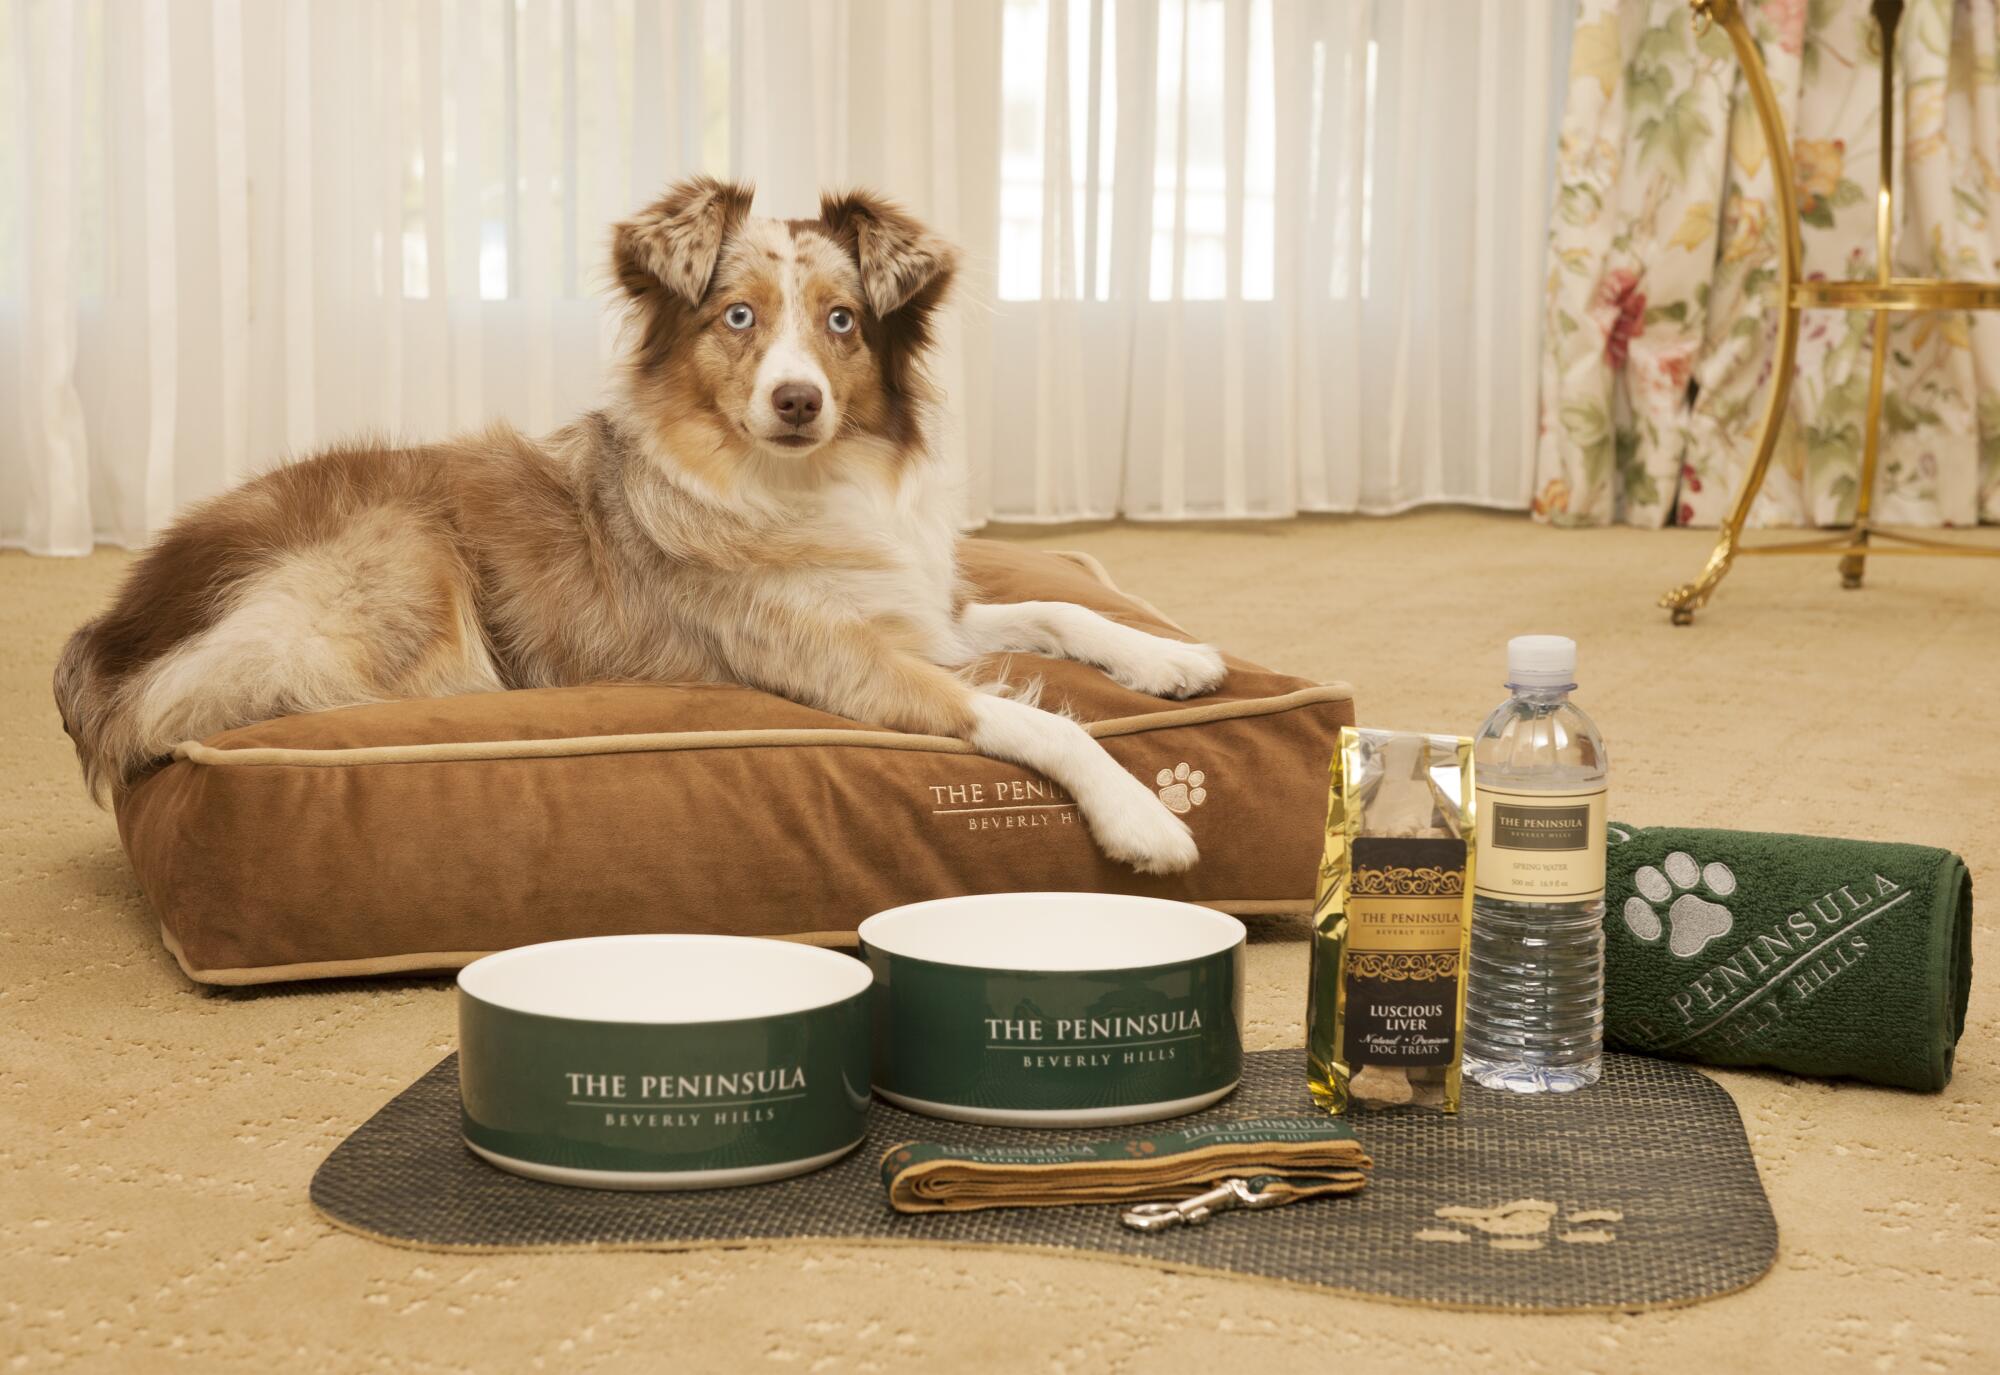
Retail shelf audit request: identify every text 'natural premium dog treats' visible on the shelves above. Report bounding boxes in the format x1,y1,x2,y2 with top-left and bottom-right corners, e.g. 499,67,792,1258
1306,727,1475,1114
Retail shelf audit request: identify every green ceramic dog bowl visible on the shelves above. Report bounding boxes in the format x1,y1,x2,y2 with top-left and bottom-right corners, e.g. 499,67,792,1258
858,893,1245,1128
457,935,872,1190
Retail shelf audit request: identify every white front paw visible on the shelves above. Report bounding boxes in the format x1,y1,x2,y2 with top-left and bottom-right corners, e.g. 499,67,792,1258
1108,639,1228,700
1086,779,1200,874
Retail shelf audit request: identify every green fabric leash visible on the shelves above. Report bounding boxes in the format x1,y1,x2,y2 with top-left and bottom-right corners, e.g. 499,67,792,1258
1605,823,1973,1091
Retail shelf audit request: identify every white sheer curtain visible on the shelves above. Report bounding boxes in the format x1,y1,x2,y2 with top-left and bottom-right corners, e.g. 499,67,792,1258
1,0,1571,553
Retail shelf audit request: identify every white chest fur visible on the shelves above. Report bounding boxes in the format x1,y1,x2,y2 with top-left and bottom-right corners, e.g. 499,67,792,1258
774,460,962,659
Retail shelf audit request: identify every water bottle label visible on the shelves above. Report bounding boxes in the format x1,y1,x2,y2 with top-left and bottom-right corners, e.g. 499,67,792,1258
1473,784,1608,900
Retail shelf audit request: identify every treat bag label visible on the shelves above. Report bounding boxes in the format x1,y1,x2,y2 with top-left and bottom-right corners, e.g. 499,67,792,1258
1473,784,1607,901
1344,836,1466,1068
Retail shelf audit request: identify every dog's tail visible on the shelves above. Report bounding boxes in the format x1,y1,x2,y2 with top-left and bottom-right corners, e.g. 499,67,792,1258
54,621,129,807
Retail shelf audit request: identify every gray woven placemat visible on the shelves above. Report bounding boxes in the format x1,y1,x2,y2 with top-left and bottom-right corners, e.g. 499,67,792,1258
311,1050,1775,1312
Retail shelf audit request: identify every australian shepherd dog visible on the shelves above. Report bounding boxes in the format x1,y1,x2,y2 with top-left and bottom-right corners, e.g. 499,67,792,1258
55,178,1223,873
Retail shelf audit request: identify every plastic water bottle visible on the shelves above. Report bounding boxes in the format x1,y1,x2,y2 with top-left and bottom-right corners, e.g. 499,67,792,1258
1464,636,1608,1093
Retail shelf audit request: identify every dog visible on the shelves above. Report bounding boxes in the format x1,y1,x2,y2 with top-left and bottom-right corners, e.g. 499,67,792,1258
54,178,1224,873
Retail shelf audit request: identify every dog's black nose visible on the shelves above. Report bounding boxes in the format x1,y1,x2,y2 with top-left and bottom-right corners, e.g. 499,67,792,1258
772,383,823,426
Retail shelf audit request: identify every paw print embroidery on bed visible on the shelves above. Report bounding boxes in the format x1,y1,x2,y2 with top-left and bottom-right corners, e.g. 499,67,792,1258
1622,851,1736,958
1155,764,1207,814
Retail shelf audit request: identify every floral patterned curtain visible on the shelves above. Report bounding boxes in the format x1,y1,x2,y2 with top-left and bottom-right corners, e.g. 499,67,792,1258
1535,0,2000,529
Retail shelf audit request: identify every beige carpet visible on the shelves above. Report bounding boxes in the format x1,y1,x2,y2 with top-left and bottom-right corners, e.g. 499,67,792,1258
5,509,1995,1371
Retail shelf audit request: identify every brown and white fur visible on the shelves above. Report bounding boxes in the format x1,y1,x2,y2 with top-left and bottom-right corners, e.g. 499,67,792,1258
54,179,1223,873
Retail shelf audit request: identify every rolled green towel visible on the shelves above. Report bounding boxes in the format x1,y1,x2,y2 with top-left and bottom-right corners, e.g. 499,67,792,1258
1604,823,1973,1091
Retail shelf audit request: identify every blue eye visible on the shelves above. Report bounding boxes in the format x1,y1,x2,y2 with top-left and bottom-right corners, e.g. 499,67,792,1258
828,307,856,335
724,304,755,330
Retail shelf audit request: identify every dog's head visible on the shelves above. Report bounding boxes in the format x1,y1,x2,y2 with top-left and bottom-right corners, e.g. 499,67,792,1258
611,178,957,485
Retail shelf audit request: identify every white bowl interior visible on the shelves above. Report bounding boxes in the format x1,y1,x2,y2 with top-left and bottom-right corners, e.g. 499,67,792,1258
858,893,1243,971
458,935,872,1023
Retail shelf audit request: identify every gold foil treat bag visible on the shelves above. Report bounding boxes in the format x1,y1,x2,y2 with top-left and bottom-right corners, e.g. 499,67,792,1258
1306,727,1475,1114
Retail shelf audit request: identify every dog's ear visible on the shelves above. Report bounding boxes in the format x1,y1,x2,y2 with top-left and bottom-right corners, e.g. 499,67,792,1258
818,190,958,318
613,177,755,306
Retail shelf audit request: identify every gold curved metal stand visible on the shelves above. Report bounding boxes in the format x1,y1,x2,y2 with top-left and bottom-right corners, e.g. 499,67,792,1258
1661,0,2000,624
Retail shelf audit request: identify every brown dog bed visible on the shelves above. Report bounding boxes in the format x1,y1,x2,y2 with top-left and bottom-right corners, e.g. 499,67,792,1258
115,541,1354,985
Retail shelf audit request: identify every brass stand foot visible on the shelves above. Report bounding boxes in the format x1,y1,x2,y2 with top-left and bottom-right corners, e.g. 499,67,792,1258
1659,582,1702,625
1839,555,1866,589
1659,538,1739,625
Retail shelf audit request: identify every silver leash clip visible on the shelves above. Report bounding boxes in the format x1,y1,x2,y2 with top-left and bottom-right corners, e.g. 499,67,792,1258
1121,1178,1286,1233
